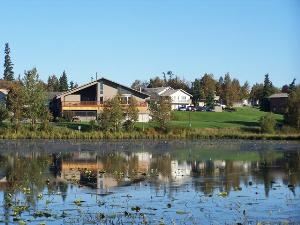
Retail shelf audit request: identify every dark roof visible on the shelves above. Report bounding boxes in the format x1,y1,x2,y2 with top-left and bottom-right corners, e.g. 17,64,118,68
56,77,150,99
269,93,288,98
143,87,170,95
47,92,62,100
0,80,15,89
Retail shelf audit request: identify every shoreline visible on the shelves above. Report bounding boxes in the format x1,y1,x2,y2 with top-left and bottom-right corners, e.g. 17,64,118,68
0,128,299,140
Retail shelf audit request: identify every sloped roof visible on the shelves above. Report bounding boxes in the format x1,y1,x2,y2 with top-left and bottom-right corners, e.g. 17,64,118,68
56,77,150,99
47,92,62,100
161,89,193,97
0,80,15,89
268,93,288,98
143,87,171,95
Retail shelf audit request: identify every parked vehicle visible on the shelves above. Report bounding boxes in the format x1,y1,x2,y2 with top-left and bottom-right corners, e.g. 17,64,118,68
196,106,205,111
186,106,195,111
178,106,187,111
72,116,81,122
224,107,237,112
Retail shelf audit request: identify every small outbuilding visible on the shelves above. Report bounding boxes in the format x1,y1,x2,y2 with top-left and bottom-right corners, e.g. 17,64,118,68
268,93,288,114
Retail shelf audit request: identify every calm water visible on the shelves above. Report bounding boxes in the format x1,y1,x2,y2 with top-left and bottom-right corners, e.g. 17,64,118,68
0,140,299,225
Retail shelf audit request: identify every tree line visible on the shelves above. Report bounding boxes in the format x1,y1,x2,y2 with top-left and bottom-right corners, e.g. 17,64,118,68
1,43,299,130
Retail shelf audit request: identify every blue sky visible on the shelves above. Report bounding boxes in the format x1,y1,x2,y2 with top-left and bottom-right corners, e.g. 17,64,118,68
0,0,299,87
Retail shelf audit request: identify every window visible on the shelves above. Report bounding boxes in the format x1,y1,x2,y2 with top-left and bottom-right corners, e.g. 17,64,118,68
99,82,103,94
121,97,127,104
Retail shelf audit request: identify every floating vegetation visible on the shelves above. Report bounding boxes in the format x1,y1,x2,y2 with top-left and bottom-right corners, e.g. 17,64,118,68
0,140,299,224
176,211,189,215
33,211,52,218
73,199,85,206
218,191,228,197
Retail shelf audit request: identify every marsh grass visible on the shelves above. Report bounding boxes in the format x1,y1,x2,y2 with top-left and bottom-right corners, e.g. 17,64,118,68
0,124,299,140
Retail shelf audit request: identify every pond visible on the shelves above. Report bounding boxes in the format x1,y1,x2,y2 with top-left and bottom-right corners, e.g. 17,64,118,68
0,140,299,224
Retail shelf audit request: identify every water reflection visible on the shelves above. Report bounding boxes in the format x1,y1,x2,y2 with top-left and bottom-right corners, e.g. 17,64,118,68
0,140,299,224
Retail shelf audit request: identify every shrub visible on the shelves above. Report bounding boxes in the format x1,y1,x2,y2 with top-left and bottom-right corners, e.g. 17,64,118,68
0,103,9,124
260,113,276,133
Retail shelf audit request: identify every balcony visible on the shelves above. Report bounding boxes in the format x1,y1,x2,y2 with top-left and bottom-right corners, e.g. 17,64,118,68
62,101,148,108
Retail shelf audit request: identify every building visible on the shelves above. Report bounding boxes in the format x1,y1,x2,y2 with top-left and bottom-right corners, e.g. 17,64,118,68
0,89,9,105
0,80,14,105
51,77,150,122
269,93,288,114
143,87,192,110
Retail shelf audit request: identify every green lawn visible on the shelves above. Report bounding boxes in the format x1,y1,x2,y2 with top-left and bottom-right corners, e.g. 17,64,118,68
136,107,283,129
170,107,283,128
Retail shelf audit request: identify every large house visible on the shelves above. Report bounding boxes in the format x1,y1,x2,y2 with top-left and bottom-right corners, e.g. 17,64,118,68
269,93,288,114
143,87,192,110
51,78,150,122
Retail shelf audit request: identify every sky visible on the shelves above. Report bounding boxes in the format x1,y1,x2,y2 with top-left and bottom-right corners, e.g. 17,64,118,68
0,0,299,87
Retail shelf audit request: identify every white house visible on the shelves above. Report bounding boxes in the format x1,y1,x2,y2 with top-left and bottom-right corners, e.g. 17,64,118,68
143,87,192,110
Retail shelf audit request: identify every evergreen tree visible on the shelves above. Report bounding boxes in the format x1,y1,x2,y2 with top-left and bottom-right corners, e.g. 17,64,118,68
205,91,215,109
69,81,75,90
3,43,14,81
59,71,68,91
223,73,233,106
191,78,201,104
47,75,60,91
289,78,296,92
261,74,275,111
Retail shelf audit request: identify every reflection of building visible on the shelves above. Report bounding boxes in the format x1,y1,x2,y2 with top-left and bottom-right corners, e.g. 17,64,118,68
132,152,152,173
0,174,7,189
171,160,191,178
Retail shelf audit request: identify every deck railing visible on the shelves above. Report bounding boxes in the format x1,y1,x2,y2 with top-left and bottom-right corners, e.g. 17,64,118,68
62,101,148,107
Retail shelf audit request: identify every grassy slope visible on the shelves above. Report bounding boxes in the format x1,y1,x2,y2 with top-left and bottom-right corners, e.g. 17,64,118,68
169,107,283,128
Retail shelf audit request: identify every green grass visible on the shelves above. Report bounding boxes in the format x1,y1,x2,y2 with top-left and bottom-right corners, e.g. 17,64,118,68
1,107,297,140
168,107,283,128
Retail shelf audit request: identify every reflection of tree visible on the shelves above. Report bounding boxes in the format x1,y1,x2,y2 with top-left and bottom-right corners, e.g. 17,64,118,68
192,160,215,195
100,153,128,181
0,153,51,223
283,151,300,187
150,154,172,178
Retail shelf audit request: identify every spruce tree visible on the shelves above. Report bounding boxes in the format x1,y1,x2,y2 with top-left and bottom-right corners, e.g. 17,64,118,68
47,75,60,91
69,81,75,90
3,43,14,81
261,74,275,111
59,71,68,91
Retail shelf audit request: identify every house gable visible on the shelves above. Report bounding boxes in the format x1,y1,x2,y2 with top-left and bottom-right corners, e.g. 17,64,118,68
56,77,150,102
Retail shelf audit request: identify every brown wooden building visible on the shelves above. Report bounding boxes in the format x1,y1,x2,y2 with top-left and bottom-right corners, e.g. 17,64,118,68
269,93,288,114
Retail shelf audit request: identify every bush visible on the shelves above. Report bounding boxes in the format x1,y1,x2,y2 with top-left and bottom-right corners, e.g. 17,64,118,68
260,113,276,133
0,104,9,125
